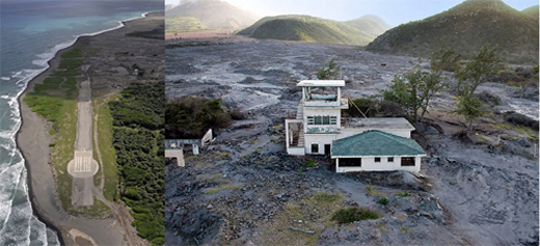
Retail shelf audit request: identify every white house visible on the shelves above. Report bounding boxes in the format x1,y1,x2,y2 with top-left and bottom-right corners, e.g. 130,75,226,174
285,80,426,173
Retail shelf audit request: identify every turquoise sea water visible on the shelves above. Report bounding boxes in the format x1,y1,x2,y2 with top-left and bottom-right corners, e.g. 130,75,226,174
0,1,161,244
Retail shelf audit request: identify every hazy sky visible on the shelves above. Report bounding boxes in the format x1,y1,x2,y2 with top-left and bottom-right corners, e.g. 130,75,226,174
165,0,538,26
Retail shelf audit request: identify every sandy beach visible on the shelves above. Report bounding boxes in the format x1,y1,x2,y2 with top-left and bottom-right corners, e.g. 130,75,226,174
17,12,164,245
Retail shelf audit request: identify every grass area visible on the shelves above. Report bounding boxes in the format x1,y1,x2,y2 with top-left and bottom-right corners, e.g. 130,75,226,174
199,173,243,195
301,160,317,167
23,45,86,213
395,192,410,197
24,44,114,217
94,96,120,202
331,207,381,224
72,197,111,217
365,185,386,197
49,100,77,212
260,192,344,246
165,16,208,33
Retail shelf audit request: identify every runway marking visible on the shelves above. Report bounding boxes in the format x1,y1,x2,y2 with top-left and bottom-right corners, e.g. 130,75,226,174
75,156,92,172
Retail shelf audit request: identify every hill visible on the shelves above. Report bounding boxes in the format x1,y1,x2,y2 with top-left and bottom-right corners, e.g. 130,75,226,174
165,0,259,31
345,15,392,40
522,5,539,20
238,15,390,46
366,0,539,64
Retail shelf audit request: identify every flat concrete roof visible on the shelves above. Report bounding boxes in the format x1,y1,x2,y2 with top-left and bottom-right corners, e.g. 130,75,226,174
297,80,345,87
343,117,415,130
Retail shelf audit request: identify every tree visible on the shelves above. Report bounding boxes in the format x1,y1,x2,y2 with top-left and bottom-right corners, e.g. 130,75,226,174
452,91,488,131
454,44,502,96
316,58,339,80
381,61,445,121
382,68,423,120
430,46,461,72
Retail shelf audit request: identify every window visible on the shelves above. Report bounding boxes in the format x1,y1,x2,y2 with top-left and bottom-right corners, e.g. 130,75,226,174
314,116,323,125
307,116,314,125
375,157,381,162
388,157,394,162
307,116,337,125
401,157,415,166
339,158,361,167
311,144,319,153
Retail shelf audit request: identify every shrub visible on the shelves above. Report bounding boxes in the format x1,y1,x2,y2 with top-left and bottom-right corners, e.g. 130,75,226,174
301,160,317,167
395,192,410,197
332,207,380,224
377,197,389,205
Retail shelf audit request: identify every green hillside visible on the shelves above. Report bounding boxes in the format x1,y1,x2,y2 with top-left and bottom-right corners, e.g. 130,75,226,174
522,5,539,20
165,16,208,33
238,15,388,46
366,0,539,64
345,15,391,40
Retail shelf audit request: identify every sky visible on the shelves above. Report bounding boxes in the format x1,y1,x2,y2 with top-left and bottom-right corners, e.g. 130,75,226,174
164,0,538,26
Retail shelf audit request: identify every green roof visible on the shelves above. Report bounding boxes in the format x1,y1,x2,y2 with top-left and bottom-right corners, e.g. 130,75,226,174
332,131,426,157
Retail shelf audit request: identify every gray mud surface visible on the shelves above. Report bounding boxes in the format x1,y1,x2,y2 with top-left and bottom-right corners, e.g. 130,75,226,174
165,41,538,245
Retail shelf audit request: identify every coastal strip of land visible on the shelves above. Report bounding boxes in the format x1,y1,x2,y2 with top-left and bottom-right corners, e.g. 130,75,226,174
17,12,164,245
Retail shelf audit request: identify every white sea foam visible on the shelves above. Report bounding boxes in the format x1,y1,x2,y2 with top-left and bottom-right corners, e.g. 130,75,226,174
1,77,10,81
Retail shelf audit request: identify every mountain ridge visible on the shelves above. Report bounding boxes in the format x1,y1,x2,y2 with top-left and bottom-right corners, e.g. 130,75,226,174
238,14,390,46
366,0,538,64
166,0,259,30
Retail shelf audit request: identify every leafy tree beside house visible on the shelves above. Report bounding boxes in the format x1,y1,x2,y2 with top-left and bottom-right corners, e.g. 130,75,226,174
452,44,502,131
381,58,446,122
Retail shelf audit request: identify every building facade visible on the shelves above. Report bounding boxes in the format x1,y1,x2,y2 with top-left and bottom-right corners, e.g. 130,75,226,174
285,80,426,173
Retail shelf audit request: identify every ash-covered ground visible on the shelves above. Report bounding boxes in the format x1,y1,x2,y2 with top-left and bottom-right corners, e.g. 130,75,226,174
165,41,539,246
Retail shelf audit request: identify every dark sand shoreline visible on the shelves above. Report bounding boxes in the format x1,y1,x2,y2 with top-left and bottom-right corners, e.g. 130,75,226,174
17,12,162,245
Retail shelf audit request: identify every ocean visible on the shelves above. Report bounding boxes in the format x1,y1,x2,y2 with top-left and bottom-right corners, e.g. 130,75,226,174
0,1,162,244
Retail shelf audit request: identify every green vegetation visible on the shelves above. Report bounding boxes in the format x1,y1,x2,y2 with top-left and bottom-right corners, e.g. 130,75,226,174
260,192,344,246
73,197,111,217
166,96,236,139
451,45,501,131
24,44,112,216
316,58,339,80
332,207,381,224
365,185,386,197
109,84,164,130
165,16,208,33
239,15,383,46
395,192,410,197
366,0,539,64
301,160,317,167
380,59,445,121
110,82,164,244
377,197,389,205
94,97,119,201
454,45,502,96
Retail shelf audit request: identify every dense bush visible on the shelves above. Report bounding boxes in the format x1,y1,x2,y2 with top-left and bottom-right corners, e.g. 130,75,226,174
109,82,164,244
110,82,164,130
165,96,233,139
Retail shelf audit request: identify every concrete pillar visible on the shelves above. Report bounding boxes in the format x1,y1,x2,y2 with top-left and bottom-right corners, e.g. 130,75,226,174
193,144,199,155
